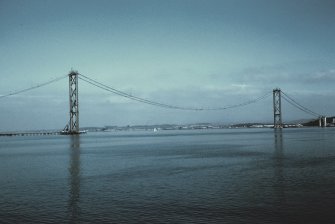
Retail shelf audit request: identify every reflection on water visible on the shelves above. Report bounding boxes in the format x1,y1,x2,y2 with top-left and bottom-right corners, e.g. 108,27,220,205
273,129,286,216
68,136,81,223
274,129,283,156
274,129,284,169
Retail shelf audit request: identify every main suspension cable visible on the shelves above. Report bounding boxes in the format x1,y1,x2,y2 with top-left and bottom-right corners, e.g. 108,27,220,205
79,74,272,111
0,75,68,100
281,91,321,117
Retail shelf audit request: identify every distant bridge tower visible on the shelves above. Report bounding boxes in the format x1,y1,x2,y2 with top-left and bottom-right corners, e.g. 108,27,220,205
273,88,283,128
68,71,80,134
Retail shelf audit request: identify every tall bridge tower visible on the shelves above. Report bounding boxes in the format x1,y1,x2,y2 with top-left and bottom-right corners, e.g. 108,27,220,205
68,71,79,134
273,88,282,128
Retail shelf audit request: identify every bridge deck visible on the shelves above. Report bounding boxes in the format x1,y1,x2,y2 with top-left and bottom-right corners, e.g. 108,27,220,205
0,130,87,137
0,131,62,137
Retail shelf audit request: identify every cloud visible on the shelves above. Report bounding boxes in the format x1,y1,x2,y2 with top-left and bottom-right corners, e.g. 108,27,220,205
224,60,334,89
303,69,335,83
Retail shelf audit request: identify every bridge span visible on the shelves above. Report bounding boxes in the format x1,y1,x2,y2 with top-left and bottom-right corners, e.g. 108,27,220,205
0,70,330,136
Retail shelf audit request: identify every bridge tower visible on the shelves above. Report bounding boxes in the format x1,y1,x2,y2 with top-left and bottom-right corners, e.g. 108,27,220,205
68,71,79,134
273,88,283,128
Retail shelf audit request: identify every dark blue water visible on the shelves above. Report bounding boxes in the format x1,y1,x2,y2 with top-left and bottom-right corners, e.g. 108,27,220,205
1,128,335,223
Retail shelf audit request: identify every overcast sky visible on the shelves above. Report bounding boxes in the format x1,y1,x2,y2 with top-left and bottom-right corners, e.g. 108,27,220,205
1,0,334,131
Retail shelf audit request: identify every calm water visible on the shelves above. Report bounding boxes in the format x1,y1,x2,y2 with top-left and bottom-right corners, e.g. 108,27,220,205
1,128,335,223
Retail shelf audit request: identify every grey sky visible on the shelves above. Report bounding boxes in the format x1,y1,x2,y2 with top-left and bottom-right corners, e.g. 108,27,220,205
0,0,334,131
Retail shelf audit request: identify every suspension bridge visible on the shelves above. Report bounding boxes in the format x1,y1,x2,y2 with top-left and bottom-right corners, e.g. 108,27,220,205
0,71,330,136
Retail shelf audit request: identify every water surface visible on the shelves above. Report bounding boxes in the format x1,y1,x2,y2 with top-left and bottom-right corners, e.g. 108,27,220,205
1,128,335,223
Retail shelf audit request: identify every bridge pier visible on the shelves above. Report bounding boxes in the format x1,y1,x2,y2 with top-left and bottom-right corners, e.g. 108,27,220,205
273,88,283,128
318,116,328,127
63,71,80,135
